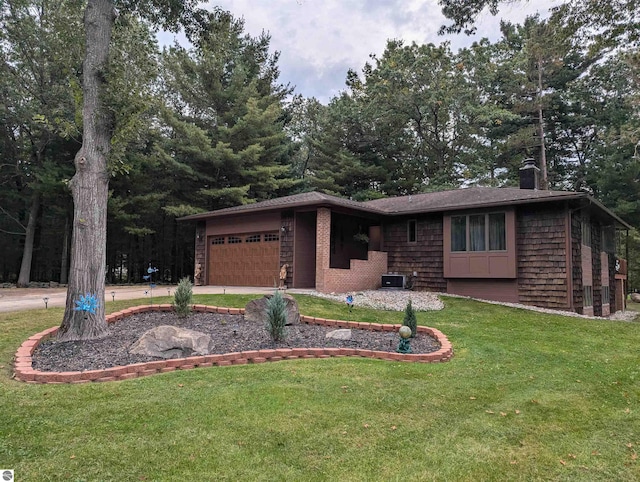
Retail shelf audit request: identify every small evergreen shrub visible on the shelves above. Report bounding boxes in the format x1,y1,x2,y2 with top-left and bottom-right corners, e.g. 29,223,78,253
173,277,193,317
266,291,287,342
403,299,417,337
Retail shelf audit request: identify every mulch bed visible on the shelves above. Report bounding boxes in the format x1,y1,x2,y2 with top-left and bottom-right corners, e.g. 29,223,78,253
32,311,441,372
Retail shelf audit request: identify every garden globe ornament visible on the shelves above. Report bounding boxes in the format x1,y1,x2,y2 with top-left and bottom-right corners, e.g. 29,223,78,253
397,325,413,354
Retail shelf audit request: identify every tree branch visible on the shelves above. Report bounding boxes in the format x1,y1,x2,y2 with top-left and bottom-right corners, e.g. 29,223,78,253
0,227,26,236
0,205,27,231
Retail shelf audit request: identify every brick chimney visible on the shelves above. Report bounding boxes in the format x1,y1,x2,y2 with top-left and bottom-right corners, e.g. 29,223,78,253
519,158,540,190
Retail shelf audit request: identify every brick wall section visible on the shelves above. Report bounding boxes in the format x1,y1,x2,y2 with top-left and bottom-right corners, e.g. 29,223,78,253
384,214,446,292
194,221,206,286
280,211,294,287
322,251,388,293
516,206,569,309
315,208,331,292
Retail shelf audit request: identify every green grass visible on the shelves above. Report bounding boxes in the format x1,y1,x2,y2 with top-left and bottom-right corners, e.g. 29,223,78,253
1,294,639,481
626,300,640,313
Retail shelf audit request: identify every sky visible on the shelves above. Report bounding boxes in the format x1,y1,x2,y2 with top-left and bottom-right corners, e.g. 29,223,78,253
170,0,557,104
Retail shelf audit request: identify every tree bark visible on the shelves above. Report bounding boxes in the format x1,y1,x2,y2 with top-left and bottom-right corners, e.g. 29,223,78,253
16,191,41,287
60,214,70,285
537,57,549,190
58,0,115,340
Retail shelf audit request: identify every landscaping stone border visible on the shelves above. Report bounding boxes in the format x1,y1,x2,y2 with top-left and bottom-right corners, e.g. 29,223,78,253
13,304,453,384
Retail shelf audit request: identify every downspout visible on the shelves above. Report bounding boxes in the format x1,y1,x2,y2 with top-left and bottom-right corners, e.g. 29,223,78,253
565,202,574,311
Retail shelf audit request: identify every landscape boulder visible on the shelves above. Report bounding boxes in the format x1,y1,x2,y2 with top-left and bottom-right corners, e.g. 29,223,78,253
129,325,212,359
630,292,640,303
325,329,352,340
244,293,300,324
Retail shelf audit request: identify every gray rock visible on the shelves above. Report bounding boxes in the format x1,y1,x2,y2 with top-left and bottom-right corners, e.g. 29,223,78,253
325,329,352,340
244,294,300,324
630,292,640,303
129,325,212,358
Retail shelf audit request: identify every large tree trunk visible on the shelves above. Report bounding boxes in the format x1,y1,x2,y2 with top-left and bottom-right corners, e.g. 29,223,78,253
58,0,115,341
536,57,549,190
60,214,70,285
16,191,41,287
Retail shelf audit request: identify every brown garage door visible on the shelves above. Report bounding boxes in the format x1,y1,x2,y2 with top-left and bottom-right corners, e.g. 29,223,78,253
208,232,280,287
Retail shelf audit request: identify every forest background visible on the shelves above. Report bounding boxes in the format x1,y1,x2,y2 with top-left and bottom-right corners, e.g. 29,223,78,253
1,0,639,289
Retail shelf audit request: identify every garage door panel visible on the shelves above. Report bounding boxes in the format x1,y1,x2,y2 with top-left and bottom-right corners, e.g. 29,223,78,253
208,232,280,286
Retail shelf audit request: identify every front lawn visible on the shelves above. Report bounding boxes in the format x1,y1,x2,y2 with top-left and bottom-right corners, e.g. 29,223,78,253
1,294,638,481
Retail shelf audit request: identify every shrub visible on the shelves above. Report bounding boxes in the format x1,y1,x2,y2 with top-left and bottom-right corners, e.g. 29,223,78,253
403,299,417,337
266,291,287,342
173,277,193,317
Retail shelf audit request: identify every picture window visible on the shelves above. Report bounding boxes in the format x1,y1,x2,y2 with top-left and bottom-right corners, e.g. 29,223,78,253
451,213,506,252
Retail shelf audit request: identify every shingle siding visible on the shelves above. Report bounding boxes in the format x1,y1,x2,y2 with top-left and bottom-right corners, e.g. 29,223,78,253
384,215,447,292
516,206,570,309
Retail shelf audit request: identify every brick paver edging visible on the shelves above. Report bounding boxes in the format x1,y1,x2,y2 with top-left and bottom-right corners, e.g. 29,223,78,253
13,304,453,384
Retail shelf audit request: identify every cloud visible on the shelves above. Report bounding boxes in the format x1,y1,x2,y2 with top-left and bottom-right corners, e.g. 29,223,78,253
202,0,555,103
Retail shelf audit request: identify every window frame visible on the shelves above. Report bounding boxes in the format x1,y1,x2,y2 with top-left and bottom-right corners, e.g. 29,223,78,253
601,285,610,305
450,212,507,253
443,208,516,279
581,218,592,247
583,285,593,307
407,219,417,244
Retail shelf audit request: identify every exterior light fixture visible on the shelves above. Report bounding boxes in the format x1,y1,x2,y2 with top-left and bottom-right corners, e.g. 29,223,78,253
43,297,49,309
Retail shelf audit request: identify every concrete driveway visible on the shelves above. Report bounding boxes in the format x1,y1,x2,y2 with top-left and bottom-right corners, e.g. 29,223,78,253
0,285,278,313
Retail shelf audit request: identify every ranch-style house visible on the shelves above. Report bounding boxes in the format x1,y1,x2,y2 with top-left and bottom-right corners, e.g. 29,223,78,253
179,162,630,316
